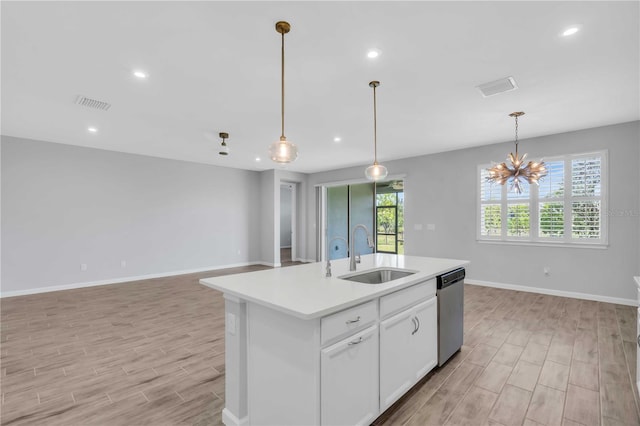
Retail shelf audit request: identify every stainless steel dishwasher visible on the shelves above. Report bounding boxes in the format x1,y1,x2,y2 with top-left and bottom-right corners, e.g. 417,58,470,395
436,268,465,366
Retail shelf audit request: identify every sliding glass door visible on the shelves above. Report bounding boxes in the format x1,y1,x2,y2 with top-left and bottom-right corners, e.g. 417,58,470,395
326,183,375,261
323,180,404,261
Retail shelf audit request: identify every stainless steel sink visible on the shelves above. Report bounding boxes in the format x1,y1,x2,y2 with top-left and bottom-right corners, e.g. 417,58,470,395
339,268,417,284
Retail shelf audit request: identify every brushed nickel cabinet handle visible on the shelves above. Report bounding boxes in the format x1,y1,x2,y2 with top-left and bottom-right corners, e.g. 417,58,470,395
346,316,361,324
411,317,418,335
348,337,364,346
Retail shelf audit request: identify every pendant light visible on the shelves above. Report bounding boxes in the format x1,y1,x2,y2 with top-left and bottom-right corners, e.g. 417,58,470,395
218,132,229,156
365,81,388,181
486,112,547,194
269,21,298,164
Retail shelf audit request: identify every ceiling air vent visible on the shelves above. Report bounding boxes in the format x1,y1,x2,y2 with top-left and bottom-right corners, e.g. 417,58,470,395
75,95,111,111
476,76,518,98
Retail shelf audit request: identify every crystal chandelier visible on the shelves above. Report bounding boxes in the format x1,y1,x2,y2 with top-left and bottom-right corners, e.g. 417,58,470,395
486,112,547,194
268,21,298,164
365,81,388,181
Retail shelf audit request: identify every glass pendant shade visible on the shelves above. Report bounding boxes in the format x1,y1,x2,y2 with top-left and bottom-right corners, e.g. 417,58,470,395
365,162,388,181
269,137,298,163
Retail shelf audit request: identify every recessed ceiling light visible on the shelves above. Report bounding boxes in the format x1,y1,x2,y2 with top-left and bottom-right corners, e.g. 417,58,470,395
367,48,381,59
562,26,580,37
334,137,341,143
133,70,148,79
87,126,98,133
255,157,261,162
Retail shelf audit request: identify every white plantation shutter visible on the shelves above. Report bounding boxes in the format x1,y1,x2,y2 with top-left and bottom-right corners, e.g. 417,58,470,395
480,205,501,236
478,151,607,246
572,201,601,239
570,155,603,241
539,202,564,237
479,169,502,237
507,204,530,237
571,157,601,197
539,161,564,239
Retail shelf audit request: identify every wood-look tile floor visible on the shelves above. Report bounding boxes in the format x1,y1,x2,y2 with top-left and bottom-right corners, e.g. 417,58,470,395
1,267,639,426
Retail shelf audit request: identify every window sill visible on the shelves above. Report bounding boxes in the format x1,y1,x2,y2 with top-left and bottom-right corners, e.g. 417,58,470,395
477,239,608,250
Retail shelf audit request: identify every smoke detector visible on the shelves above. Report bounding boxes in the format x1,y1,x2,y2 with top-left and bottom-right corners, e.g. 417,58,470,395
476,77,518,98
75,95,111,111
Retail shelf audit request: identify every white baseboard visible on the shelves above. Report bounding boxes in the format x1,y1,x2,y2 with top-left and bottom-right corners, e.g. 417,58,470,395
256,261,280,268
0,262,267,298
466,278,637,307
222,408,249,426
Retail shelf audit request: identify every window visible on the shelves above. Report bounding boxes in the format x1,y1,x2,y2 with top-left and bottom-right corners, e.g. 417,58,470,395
478,150,607,246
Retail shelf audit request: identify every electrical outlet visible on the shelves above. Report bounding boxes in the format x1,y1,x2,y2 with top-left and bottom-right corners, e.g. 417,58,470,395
427,224,436,231
121,260,127,268
80,263,87,271
544,266,551,276
414,224,423,231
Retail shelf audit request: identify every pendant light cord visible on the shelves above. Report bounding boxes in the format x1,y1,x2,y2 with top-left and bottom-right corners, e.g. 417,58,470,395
373,83,378,163
281,30,285,140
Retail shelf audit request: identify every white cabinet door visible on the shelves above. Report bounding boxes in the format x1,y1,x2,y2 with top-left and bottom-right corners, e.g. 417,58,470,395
321,325,379,426
379,308,416,411
411,297,438,380
379,296,438,411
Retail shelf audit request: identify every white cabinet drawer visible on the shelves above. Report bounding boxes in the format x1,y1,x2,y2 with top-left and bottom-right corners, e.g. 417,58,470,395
380,279,435,320
321,300,377,346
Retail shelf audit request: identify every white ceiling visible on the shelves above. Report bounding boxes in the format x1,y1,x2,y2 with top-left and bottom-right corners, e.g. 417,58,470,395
2,1,638,174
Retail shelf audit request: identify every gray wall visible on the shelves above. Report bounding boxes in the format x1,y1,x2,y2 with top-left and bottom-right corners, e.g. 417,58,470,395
307,121,640,302
2,136,262,293
259,169,277,266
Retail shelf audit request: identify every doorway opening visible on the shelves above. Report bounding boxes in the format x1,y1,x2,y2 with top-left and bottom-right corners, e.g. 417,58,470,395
280,183,296,265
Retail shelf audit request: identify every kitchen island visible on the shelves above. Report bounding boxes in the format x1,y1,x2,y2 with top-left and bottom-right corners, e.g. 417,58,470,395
200,254,469,426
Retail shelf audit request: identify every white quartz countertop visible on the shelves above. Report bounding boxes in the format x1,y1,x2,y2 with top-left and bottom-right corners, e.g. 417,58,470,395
199,254,469,320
